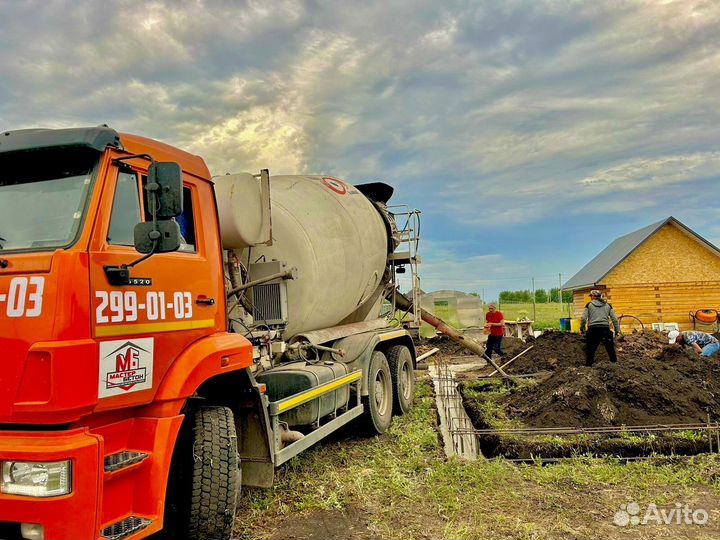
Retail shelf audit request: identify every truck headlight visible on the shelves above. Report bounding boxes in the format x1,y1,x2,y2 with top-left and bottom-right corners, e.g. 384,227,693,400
1,460,71,497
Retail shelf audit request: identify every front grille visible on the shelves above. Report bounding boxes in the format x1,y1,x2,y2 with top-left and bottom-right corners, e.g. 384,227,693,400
104,451,149,473
102,516,152,540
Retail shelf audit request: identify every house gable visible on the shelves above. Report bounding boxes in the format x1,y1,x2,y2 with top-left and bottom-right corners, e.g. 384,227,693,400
603,222,720,285
563,216,720,290
562,218,667,290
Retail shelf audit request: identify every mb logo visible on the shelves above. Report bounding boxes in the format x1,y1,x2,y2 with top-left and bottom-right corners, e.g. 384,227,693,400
99,338,154,398
108,343,146,391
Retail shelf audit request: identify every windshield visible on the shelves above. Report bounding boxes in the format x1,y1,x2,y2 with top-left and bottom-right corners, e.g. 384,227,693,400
0,148,98,251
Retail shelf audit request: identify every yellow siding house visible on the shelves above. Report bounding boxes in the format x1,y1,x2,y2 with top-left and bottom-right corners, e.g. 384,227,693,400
563,217,720,331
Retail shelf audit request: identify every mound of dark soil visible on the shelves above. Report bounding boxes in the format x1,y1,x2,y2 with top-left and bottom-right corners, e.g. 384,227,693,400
507,346,720,427
458,330,720,457
495,336,531,359
421,334,477,358
499,330,667,374
459,374,715,459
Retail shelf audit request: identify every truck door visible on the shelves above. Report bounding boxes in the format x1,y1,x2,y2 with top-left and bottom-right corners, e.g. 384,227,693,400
88,164,222,409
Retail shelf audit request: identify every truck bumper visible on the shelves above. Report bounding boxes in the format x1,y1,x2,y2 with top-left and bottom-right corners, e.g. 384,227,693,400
0,427,101,540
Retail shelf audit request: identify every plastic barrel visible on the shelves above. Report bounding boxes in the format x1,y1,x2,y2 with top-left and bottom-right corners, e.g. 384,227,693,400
570,319,582,332
560,318,570,332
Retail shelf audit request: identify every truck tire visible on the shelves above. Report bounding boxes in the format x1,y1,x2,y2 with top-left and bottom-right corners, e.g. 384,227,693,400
386,345,414,415
187,406,240,540
361,350,394,435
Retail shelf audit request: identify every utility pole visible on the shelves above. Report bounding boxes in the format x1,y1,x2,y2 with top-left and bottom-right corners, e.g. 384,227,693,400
531,277,536,321
559,273,563,314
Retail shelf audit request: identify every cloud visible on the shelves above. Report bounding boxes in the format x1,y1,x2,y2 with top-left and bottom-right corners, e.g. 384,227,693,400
396,239,529,295
578,153,720,191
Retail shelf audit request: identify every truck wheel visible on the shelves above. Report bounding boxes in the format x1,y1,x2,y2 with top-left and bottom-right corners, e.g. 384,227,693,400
387,345,414,415
187,406,240,540
361,350,393,434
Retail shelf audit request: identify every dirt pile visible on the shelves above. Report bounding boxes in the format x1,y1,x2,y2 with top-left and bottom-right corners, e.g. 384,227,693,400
416,333,497,366
504,331,720,427
425,334,477,357
417,334,528,361
503,330,667,374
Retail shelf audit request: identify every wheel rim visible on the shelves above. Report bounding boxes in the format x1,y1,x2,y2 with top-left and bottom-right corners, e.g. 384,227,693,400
400,361,413,401
375,369,390,416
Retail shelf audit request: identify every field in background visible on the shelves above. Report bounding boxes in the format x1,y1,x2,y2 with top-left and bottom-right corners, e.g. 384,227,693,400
393,301,576,333
395,302,573,337
497,302,574,330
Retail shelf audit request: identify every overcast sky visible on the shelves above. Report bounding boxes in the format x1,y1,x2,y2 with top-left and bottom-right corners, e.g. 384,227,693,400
2,0,719,299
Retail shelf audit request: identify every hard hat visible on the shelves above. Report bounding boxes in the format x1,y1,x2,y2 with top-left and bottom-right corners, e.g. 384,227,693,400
668,330,680,344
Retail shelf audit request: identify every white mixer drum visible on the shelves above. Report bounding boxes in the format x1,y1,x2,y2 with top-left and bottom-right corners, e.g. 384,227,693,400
222,175,389,338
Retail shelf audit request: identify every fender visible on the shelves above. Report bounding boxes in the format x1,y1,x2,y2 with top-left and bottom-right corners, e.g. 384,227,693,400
154,332,253,405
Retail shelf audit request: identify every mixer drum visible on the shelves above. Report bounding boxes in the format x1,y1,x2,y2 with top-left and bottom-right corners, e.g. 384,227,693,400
218,174,389,338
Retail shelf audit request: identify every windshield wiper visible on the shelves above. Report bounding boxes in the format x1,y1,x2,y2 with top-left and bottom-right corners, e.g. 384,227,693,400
0,236,5,249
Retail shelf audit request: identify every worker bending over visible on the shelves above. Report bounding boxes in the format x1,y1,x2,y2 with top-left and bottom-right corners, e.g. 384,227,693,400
668,330,720,357
580,290,620,366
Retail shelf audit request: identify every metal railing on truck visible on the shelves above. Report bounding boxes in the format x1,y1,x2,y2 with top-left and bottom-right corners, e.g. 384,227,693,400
387,204,422,329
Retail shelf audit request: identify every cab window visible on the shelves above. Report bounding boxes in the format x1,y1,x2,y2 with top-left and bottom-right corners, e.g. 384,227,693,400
107,171,141,246
176,186,197,252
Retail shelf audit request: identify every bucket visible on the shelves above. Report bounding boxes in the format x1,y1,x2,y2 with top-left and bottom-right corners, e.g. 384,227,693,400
570,319,582,333
559,318,570,332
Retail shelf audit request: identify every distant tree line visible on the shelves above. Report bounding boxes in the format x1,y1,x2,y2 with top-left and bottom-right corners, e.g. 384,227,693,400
498,288,573,303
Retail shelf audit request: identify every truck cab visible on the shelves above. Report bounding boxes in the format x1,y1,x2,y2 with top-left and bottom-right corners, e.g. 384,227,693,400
0,127,416,540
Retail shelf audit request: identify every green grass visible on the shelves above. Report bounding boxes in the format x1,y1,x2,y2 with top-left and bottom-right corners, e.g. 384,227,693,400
236,378,720,539
498,302,574,330
391,302,574,333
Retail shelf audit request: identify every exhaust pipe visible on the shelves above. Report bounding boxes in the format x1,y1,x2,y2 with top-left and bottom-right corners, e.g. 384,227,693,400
279,423,304,445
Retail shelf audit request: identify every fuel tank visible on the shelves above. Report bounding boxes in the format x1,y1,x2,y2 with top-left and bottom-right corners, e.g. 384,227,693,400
255,361,349,426
215,174,390,338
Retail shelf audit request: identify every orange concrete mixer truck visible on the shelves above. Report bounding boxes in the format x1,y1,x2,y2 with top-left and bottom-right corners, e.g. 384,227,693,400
0,126,419,540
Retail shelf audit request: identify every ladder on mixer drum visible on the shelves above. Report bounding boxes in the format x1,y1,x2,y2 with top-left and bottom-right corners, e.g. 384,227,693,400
388,204,422,329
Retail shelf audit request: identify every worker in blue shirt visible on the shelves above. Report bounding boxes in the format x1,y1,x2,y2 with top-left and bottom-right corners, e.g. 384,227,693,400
668,330,720,357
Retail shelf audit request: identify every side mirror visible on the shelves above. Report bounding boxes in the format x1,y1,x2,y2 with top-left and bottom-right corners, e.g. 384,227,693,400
104,159,184,286
134,220,182,254
147,162,183,218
